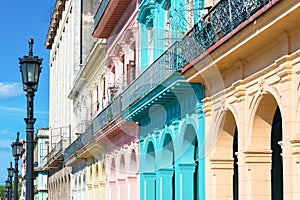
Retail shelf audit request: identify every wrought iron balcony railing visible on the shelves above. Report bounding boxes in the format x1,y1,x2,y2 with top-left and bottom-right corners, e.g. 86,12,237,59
175,0,273,70
64,125,94,160
64,0,275,161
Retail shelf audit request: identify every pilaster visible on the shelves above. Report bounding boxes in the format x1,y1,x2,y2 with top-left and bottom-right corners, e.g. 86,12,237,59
175,163,195,200
156,169,174,200
243,150,272,199
128,176,138,200
210,159,234,199
141,173,156,200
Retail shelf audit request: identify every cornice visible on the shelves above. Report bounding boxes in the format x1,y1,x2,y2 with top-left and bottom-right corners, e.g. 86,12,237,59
45,0,66,49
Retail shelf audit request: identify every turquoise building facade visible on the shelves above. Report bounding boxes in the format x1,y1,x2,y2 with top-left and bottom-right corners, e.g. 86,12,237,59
34,128,49,200
136,1,207,199
135,78,206,200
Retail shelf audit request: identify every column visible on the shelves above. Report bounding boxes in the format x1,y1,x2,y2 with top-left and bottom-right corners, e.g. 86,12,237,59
118,179,127,200
110,181,118,200
156,169,174,200
87,183,93,200
140,173,156,200
243,150,272,199
291,140,300,199
210,159,234,199
176,163,195,200
99,181,106,200
128,176,138,200
94,184,99,200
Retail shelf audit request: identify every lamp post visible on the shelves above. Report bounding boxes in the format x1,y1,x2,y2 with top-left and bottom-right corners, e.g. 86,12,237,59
5,178,11,200
7,162,14,200
11,132,23,200
19,38,42,200
4,186,9,200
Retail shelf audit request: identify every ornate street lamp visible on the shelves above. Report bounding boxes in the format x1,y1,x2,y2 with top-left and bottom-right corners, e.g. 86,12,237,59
4,187,9,200
11,132,23,200
5,178,11,200
19,38,43,200
7,162,14,200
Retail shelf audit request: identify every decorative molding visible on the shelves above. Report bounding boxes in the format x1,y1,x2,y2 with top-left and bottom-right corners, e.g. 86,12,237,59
244,150,272,164
210,159,234,170
202,97,212,116
277,60,293,82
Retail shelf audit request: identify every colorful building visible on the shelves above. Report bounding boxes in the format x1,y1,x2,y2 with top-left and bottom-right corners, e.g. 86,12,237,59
43,0,300,199
44,0,99,199
33,128,49,200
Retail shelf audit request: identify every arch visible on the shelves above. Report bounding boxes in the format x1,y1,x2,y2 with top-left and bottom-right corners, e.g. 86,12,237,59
159,126,175,148
144,141,156,173
177,120,202,200
213,109,237,159
251,93,279,150
249,92,283,199
78,175,81,186
209,109,238,200
119,153,126,179
110,158,117,181
143,136,156,153
161,0,171,10
129,149,138,174
95,164,99,179
82,172,86,184
137,0,155,26
160,133,175,169
179,123,198,163
101,162,106,178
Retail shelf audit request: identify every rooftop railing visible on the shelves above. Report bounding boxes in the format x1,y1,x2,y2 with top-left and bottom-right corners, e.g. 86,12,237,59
64,0,275,161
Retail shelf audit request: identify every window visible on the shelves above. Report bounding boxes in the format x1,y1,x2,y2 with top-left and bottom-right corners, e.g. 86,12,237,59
165,2,172,48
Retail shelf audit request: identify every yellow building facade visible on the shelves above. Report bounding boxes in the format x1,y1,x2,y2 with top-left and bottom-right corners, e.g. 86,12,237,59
182,0,300,199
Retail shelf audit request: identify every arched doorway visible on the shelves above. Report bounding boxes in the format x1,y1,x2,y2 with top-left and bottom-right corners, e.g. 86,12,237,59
250,94,283,199
129,149,138,200
271,107,283,200
210,110,238,199
158,133,175,200
177,124,199,200
141,141,156,200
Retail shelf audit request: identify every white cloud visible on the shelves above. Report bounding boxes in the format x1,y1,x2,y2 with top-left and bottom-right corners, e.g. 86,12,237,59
0,82,23,98
0,105,24,112
0,105,48,116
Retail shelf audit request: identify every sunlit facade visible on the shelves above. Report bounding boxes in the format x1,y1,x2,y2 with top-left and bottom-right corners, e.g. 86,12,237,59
43,0,300,199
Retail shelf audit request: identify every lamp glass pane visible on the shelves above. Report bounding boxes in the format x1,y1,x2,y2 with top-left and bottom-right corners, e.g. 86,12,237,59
17,145,21,155
21,63,28,84
8,168,14,177
35,64,39,82
27,63,35,83
12,145,16,157
17,143,23,156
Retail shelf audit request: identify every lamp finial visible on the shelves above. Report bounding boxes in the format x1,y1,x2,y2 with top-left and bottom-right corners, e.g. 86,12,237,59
16,132,20,142
29,38,34,56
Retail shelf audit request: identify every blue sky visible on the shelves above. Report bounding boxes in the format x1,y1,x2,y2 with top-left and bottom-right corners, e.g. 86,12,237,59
0,1,55,184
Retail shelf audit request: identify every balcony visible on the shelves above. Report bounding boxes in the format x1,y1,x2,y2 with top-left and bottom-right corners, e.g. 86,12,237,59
93,0,136,38
64,126,94,165
175,0,277,71
44,140,64,169
44,126,71,169
64,0,278,162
